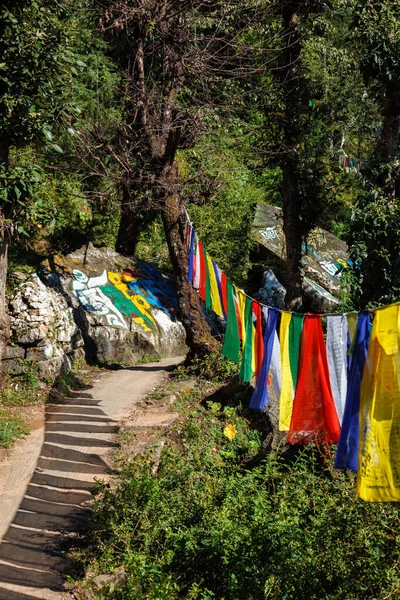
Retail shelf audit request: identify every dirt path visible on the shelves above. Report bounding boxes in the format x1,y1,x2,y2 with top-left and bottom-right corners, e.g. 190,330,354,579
0,357,183,600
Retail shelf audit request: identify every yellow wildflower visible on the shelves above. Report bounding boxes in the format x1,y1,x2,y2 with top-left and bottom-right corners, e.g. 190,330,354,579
223,424,237,440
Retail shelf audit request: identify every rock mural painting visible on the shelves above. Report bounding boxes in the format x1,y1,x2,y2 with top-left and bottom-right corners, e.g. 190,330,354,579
254,204,351,298
71,262,178,332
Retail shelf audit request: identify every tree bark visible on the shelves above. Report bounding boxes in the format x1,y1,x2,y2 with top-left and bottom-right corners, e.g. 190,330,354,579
278,4,305,310
379,80,400,164
116,185,143,256
378,80,400,195
282,160,303,311
161,164,219,357
0,136,11,384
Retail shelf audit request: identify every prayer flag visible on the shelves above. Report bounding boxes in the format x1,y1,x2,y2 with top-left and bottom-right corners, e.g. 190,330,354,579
326,314,349,425
357,305,400,502
197,240,207,302
253,300,264,377
222,280,240,363
347,312,358,344
250,307,279,410
237,290,247,345
266,305,282,401
239,296,254,383
287,315,340,444
289,313,304,388
279,312,294,431
335,310,370,471
188,227,195,283
213,261,227,320
220,271,228,317
205,252,224,317
193,234,200,290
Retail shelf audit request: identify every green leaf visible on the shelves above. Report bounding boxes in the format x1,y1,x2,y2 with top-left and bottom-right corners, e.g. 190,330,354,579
43,128,53,141
51,143,63,153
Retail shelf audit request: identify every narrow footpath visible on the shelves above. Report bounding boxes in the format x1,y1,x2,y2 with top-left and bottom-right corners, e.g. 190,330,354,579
0,357,183,600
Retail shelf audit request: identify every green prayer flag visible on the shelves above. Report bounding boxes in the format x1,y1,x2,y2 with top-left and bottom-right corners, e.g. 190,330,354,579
222,280,240,363
289,313,304,388
239,296,254,382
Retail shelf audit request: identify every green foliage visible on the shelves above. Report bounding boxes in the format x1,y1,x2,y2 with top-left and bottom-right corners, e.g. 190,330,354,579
74,396,400,600
347,184,400,307
0,0,76,145
179,118,268,285
173,353,239,384
352,0,400,83
0,411,28,448
136,215,171,271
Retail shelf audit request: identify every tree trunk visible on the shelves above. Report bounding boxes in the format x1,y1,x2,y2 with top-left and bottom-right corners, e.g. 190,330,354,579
279,4,305,310
0,232,10,383
378,80,400,195
116,185,143,255
161,165,219,357
0,136,11,384
379,80,400,163
282,160,303,310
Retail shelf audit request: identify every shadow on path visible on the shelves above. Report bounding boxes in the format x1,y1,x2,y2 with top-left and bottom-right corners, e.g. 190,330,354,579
0,383,117,599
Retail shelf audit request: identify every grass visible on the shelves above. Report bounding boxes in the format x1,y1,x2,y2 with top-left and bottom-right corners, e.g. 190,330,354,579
0,411,29,448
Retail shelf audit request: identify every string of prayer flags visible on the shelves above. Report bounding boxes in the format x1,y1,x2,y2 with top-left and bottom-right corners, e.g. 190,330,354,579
357,305,400,502
334,310,370,471
239,296,255,383
184,214,400,502
326,314,349,425
279,312,295,431
287,315,341,444
222,280,240,363
250,307,279,410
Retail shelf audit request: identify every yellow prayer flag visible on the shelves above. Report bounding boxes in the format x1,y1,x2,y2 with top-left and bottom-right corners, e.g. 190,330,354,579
237,289,247,345
279,311,294,431
206,254,224,318
357,305,400,502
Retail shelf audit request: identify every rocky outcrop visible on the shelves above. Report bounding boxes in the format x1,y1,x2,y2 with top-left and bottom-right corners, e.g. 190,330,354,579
5,245,187,381
5,274,83,379
253,204,350,310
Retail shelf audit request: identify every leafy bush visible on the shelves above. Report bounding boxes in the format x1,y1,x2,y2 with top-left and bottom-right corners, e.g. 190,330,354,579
75,400,400,600
173,353,240,384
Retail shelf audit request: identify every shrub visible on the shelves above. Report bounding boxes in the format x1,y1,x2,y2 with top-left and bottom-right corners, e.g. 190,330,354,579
75,401,400,600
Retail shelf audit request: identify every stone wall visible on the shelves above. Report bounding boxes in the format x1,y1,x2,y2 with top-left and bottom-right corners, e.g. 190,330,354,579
4,274,83,380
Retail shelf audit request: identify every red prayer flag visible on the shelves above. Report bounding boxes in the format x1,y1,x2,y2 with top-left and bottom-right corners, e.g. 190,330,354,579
252,300,264,377
287,315,340,444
